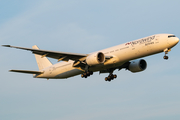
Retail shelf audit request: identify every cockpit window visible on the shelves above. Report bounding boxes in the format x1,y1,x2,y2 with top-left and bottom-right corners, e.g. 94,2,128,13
168,35,176,38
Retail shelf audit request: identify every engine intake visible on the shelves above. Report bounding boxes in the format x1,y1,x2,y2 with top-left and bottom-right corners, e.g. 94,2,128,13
128,59,147,73
86,52,105,66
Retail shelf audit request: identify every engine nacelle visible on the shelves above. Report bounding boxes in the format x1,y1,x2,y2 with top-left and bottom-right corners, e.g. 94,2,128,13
86,52,105,66
128,59,147,73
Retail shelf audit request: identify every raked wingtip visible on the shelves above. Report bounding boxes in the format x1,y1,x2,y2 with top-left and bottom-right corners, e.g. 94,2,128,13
2,45,11,47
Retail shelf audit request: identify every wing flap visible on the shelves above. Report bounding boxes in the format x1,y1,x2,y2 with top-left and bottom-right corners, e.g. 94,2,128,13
9,70,43,74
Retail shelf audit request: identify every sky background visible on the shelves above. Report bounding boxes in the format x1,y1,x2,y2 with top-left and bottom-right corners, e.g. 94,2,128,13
0,0,180,120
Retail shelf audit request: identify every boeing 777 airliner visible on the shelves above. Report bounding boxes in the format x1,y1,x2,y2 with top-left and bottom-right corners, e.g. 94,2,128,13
2,34,179,81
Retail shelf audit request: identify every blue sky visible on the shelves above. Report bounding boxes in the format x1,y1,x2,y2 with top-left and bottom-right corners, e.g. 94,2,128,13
1,0,180,120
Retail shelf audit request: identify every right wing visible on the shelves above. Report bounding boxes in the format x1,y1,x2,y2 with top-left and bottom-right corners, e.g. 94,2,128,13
9,70,43,74
2,45,87,62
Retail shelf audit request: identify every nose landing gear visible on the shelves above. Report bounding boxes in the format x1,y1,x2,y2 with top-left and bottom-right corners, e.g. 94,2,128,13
163,48,171,60
81,65,93,78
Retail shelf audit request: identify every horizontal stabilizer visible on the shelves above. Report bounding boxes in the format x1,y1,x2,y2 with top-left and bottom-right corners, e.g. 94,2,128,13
9,70,43,74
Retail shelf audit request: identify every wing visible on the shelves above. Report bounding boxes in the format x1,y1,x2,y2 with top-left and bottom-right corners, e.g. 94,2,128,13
9,70,43,74
2,45,87,62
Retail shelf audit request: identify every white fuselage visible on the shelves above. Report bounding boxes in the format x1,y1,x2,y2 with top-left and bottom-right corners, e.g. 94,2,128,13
34,34,179,79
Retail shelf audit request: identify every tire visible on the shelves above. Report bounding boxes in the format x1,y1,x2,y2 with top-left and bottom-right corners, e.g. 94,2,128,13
90,71,93,75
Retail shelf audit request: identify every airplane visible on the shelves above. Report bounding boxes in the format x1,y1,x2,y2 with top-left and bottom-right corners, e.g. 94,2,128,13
2,33,179,82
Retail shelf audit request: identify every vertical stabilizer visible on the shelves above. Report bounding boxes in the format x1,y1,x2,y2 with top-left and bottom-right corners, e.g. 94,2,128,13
32,45,52,70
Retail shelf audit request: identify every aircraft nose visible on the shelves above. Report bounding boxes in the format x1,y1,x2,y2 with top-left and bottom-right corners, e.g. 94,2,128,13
175,37,179,43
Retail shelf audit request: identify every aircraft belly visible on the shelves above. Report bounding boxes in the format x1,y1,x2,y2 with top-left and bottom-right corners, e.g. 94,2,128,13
50,62,83,78
55,69,83,78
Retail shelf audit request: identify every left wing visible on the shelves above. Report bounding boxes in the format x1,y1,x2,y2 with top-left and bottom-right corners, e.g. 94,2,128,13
2,45,87,62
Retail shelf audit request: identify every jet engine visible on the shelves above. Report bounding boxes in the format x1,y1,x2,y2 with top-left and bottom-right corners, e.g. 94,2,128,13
86,52,105,66
128,59,147,73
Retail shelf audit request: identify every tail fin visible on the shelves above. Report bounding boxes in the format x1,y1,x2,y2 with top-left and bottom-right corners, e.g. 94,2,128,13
32,45,52,70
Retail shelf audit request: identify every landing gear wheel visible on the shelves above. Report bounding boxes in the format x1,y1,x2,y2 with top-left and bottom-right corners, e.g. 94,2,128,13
87,72,90,76
81,74,84,78
113,74,117,78
83,73,87,76
90,71,93,75
108,76,111,80
105,74,118,82
110,75,114,79
81,71,93,78
163,56,168,60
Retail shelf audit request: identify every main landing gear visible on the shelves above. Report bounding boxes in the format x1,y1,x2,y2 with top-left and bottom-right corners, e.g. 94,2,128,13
81,65,93,78
163,48,171,60
105,74,117,82
81,71,93,78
